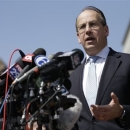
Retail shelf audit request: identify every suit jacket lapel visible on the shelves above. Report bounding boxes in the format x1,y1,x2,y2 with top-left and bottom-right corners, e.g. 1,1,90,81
96,48,122,105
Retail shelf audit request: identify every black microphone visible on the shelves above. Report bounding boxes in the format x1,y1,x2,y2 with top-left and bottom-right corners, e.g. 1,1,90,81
12,48,84,85
0,48,46,96
42,48,84,70
19,48,46,78
12,48,47,95
0,53,25,97
39,48,84,81
22,48,46,68
0,48,46,83
45,78,71,97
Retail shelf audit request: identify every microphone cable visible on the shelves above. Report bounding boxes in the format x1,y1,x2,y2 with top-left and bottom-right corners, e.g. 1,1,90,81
2,49,21,130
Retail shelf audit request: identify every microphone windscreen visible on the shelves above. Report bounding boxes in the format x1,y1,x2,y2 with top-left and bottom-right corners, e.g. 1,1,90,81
0,58,24,80
47,54,55,60
32,48,47,67
19,49,25,58
15,57,25,68
57,94,82,130
72,48,84,62
52,52,64,59
33,48,46,56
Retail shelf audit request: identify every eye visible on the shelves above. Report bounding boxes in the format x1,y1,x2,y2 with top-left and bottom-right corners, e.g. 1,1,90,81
90,22,98,28
79,24,86,29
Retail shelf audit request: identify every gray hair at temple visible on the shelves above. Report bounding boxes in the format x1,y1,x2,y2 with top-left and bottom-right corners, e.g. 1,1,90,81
75,6,107,32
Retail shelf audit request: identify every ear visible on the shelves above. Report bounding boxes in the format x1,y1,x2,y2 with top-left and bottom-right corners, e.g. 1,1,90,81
77,32,81,44
104,25,109,37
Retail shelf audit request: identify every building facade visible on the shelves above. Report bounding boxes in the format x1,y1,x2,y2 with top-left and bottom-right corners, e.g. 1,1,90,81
122,21,130,53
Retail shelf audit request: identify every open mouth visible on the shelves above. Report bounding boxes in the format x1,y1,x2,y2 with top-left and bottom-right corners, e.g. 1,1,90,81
86,37,95,41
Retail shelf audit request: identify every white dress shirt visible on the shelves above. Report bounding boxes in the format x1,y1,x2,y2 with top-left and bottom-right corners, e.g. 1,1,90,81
83,46,110,104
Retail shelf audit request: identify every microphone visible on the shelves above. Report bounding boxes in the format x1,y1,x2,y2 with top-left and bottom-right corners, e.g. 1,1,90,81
44,48,84,70
19,48,47,78
0,48,46,82
47,54,55,61
57,94,82,130
27,78,81,130
12,48,84,85
49,78,71,96
48,95,82,130
28,94,82,130
0,57,24,97
39,48,84,81
22,48,46,68
0,48,46,96
14,48,47,95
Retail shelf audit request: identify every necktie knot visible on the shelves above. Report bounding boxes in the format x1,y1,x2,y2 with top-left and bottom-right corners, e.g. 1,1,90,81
89,56,99,63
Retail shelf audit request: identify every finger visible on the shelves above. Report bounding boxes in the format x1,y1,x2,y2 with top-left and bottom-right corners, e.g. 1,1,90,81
91,109,107,116
91,107,107,116
91,108,111,121
91,105,107,112
93,111,111,121
111,92,119,103
93,113,107,121
91,105,98,109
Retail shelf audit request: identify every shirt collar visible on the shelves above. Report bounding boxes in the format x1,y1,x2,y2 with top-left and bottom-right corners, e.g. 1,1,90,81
86,46,110,61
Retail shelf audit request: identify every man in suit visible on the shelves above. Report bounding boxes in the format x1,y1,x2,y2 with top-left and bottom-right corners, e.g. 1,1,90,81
69,6,130,130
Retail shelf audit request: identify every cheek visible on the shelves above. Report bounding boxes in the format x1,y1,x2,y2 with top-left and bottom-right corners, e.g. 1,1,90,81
93,31,99,37
94,32,103,41
77,34,84,44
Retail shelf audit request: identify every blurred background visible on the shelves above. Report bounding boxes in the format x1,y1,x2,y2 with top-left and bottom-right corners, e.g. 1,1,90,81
0,0,130,73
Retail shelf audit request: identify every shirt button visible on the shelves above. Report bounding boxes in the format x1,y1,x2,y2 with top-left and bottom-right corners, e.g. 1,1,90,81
92,120,96,124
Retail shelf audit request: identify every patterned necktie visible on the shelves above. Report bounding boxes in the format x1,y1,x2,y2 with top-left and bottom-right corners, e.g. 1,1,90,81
85,56,99,108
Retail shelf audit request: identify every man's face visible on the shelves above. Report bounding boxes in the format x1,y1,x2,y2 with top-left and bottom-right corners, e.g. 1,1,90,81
76,10,109,55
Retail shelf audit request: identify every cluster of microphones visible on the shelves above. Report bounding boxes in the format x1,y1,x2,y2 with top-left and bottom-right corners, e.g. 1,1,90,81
0,48,84,130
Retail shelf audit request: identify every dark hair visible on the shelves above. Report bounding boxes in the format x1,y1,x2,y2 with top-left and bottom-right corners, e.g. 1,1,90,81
75,6,107,32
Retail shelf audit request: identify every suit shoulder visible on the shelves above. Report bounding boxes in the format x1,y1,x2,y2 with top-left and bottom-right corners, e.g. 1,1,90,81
109,48,130,59
116,52,130,59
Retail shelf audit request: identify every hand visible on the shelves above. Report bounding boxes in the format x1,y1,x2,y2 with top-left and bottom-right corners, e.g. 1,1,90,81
28,121,47,130
90,92,123,121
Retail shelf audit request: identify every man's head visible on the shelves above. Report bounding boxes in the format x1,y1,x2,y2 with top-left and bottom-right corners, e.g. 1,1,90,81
76,6,109,56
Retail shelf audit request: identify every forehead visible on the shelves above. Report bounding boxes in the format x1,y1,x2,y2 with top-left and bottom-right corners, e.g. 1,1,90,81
77,10,101,25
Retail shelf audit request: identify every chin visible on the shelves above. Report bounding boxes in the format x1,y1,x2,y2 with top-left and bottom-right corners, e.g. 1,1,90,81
85,47,97,55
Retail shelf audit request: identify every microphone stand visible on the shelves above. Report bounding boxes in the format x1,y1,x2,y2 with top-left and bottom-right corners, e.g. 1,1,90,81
26,86,61,128
50,109,60,130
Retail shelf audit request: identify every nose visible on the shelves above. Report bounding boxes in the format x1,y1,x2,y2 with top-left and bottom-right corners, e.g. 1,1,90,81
85,25,92,33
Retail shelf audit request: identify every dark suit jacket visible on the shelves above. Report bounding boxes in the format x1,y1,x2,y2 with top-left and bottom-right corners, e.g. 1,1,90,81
69,48,130,130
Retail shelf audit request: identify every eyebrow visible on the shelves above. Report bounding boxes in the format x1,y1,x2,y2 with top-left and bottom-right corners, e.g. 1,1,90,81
78,20,98,26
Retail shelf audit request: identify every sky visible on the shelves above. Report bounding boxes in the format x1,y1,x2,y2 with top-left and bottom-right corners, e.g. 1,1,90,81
0,0,130,65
